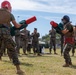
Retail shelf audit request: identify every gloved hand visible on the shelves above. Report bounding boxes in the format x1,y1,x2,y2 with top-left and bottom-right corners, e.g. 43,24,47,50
10,20,28,36
56,23,64,34
19,20,28,29
58,23,63,30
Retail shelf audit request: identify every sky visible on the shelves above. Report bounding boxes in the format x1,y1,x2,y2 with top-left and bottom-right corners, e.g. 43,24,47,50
0,0,76,37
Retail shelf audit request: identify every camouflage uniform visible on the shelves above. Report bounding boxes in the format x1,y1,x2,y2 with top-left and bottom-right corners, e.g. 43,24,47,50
15,30,21,54
72,28,76,56
60,34,64,56
27,36,32,54
20,29,30,54
0,9,20,65
49,28,57,54
63,23,74,65
72,43,75,56
31,32,40,55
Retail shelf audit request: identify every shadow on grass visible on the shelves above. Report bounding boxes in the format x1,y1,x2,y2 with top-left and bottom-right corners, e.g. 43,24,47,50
28,55,52,58
21,62,33,67
18,54,59,59
2,60,12,63
3,60,33,67
70,65,76,69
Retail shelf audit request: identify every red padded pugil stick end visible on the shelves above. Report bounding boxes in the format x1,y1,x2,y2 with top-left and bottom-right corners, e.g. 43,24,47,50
25,16,37,24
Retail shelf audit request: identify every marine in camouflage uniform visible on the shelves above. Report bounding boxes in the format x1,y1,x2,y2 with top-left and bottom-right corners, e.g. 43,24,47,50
0,1,23,74
49,27,57,54
20,28,30,55
31,28,40,56
61,15,74,67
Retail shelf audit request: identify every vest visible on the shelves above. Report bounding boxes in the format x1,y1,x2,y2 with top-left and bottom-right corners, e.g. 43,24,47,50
0,8,11,27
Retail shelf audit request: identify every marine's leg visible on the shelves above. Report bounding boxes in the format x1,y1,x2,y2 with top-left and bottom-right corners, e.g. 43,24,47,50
0,38,4,60
49,40,52,54
5,35,24,74
15,37,21,54
53,39,57,54
63,43,72,67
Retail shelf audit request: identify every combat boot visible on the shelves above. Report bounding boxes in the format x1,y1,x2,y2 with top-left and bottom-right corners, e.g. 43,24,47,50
63,62,69,67
54,52,58,55
37,53,42,56
63,63,69,67
17,70,24,74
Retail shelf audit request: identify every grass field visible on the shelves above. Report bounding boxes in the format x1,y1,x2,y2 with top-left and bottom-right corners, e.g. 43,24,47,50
0,49,76,75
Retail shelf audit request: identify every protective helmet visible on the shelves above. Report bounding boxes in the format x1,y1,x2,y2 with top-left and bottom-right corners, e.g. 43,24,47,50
62,15,70,22
1,1,12,12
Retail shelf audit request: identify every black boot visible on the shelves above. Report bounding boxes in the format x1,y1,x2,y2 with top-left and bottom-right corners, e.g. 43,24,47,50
63,60,69,67
63,63,69,67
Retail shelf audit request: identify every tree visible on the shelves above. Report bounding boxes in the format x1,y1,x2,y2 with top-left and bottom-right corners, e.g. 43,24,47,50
42,34,50,43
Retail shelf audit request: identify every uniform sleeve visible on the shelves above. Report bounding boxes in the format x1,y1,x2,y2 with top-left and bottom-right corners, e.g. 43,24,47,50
49,30,52,35
37,33,40,37
10,13,15,21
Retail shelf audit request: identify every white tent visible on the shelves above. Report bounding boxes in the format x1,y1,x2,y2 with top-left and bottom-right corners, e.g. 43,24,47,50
39,41,46,44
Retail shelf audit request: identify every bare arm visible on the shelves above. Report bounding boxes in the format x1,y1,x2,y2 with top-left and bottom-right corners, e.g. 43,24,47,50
12,20,22,28
61,29,69,34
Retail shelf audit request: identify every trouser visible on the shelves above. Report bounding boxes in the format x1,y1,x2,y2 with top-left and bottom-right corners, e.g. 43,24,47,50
15,36,21,54
39,45,43,53
3,48,7,55
21,40,28,54
64,43,72,64
0,43,13,59
0,28,20,65
72,47,75,55
72,43,76,55
27,44,31,53
0,41,6,56
49,38,56,53
32,42,40,54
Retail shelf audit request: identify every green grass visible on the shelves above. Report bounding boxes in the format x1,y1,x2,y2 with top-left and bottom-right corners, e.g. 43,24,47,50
0,49,76,75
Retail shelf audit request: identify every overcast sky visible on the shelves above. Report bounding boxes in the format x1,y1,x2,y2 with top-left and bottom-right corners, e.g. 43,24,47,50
0,0,76,37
